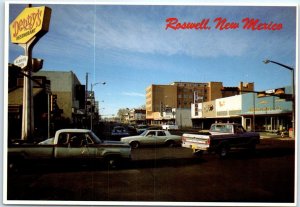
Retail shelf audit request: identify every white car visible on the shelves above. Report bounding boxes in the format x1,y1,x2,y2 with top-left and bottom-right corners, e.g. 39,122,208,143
162,124,179,130
121,130,182,149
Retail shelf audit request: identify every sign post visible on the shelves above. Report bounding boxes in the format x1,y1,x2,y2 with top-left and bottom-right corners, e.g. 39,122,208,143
10,5,51,140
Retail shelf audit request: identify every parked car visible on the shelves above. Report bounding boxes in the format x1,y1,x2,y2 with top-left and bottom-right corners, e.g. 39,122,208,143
111,126,130,136
135,124,149,134
162,124,179,130
182,123,260,158
121,130,182,149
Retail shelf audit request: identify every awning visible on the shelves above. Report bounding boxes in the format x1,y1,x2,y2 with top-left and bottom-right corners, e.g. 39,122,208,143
9,88,43,105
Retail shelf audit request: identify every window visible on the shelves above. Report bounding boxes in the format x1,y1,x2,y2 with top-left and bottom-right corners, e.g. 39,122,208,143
146,131,156,136
157,131,166,136
69,133,88,147
85,133,94,144
211,125,233,133
57,133,69,147
235,125,245,133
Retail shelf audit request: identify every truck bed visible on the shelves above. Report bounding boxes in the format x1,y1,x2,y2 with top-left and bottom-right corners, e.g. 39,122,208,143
8,144,54,160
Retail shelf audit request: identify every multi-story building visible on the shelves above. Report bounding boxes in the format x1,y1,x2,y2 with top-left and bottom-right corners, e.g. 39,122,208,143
146,81,254,126
191,86,293,132
127,109,146,125
34,71,85,125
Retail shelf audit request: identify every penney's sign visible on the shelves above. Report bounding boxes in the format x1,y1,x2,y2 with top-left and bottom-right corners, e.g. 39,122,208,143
10,6,51,44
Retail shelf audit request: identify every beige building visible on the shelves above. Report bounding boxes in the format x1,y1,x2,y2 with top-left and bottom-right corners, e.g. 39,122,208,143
146,81,254,124
8,68,86,139
34,71,85,122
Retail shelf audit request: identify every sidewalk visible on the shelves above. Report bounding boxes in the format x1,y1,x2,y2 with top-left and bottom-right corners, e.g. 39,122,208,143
259,132,294,140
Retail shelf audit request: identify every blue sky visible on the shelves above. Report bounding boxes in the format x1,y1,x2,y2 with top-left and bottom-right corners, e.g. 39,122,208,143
7,3,297,117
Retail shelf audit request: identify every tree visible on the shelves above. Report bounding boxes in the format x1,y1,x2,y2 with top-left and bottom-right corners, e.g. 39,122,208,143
117,108,130,122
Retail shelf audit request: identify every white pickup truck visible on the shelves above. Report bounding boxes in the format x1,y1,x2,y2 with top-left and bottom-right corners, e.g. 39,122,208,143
182,123,260,157
162,124,179,130
8,129,131,170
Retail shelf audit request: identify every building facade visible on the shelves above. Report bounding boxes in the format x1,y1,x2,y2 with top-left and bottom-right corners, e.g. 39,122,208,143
8,69,87,140
34,71,84,121
8,65,49,140
146,81,254,126
127,109,146,125
191,86,292,132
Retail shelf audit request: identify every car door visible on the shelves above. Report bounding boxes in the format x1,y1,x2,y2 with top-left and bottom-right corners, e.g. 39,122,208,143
55,132,91,160
144,131,157,145
156,131,167,145
234,125,250,146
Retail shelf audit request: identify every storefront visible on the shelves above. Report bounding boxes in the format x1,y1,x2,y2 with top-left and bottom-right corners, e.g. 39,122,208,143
191,95,243,129
241,93,292,132
191,90,292,132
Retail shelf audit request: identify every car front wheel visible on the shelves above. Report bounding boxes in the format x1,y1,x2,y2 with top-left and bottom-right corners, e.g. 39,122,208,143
130,141,140,149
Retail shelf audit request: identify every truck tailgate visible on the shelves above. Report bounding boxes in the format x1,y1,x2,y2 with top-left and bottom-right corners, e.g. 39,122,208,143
181,133,210,151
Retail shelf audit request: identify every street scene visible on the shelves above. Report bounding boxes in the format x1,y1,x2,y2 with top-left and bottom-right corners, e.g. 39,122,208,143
7,134,295,204
4,2,297,207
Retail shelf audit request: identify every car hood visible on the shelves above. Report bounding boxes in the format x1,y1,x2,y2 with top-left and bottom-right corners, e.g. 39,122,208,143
102,140,130,147
121,135,143,141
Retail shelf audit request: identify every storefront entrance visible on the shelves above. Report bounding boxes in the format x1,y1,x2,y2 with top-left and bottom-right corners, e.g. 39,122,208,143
243,115,291,132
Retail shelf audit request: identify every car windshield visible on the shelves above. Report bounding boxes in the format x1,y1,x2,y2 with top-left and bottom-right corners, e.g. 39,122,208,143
210,125,233,133
140,130,149,136
89,132,102,144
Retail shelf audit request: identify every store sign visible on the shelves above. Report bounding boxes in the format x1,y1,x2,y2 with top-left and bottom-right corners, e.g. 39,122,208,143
203,101,216,117
10,6,51,44
14,55,28,69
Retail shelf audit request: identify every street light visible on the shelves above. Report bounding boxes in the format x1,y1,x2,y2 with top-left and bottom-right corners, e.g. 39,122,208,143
90,82,106,130
263,59,295,138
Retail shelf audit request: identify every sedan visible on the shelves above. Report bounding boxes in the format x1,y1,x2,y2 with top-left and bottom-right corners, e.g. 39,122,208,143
121,130,182,149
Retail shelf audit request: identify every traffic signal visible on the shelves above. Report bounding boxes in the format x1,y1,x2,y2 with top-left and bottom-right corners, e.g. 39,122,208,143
75,84,85,109
50,94,57,112
257,91,266,98
274,88,285,95
257,88,286,98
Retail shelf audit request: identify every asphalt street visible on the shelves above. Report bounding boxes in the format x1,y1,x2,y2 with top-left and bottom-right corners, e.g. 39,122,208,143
6,137,295,204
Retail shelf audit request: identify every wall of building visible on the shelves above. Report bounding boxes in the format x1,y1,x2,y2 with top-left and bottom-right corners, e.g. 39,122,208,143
208,82,223,101
34,71,82,121
146,84,177,113
241,92,292,115
175,108,193,128
174,82,208,108
146,81,256,124
216,95,242,117
239,82,254,93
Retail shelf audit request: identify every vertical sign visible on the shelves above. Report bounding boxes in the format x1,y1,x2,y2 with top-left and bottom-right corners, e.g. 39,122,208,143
10,5,51,140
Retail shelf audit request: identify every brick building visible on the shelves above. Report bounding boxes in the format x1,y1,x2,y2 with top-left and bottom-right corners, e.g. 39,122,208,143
145,81,254,126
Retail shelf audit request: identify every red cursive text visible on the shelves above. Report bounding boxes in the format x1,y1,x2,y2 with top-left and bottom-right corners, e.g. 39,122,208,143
214,17,239,30
165,17,210,30
242,18,283,30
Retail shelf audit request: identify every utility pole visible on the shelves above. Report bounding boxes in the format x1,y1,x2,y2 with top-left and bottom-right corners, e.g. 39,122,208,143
85,72,88,117
263,59,295,138
20,39,35,140
10,4,51,139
